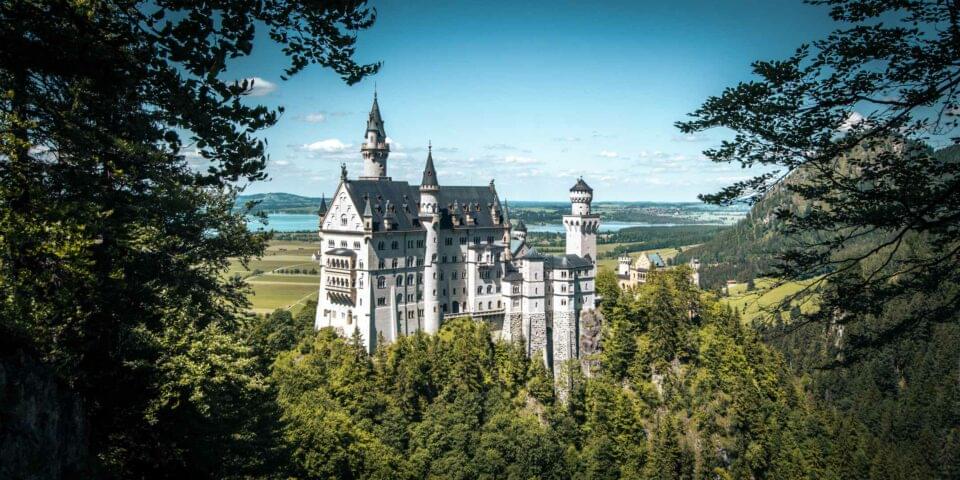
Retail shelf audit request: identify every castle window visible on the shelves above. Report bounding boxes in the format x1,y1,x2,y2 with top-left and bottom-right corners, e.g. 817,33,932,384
359,260,364,269
497,300,501,308
391,241,399,250
392,258,398,268
377,241,384,250
396,276,403,287
442,256,447,263
416,240,424,248
445,238,453,246
378,259,385,269
328,240,335,247
486,285,492,294
486,236,494,243
340,240,347,247
459,237,467,245
354,241,361,249
561,299,567,306
377,297,385,306
407,240,414,248
477,287,483,294
473,236,480,245
377,276,385,288
407,274,414,285
341,215,348,226
512,285,520,294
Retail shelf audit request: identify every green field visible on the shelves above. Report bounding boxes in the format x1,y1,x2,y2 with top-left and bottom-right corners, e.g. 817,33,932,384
229,240,320,314
721,277,820,324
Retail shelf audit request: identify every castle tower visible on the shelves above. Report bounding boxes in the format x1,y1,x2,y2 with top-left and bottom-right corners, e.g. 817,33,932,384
563,177,599,261
419,145,441,334
514,218,528,243
360,92,390,180
617,255,632,276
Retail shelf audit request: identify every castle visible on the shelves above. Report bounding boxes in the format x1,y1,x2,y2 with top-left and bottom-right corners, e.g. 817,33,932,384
314,94,599,373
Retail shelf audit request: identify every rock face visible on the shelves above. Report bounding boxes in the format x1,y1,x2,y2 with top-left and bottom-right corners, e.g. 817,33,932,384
1,344,88,479
579,309,603,376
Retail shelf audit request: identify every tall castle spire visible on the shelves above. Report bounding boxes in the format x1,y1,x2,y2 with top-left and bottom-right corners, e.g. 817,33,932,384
421,142,439,189
360,91,390,180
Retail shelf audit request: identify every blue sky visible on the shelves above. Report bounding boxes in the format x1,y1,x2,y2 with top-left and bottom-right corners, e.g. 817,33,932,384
217,0,838,201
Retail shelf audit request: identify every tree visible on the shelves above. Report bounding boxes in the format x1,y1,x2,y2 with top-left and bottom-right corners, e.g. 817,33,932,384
0,0,377,476
677,0,960,358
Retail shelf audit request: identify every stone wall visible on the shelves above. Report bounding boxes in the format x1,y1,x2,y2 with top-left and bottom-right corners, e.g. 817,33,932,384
527,313,547,358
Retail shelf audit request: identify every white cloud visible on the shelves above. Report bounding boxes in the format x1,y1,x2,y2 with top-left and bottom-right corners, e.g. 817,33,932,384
839,111,866,132
274,159,291,166
301,138,350,153
240,77,277,97
502,155,541,164
598,150,619,158
302,113,326,123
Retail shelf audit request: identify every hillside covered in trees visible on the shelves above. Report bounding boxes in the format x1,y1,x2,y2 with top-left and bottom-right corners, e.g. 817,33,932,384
678,144,960,291
265,268,871,479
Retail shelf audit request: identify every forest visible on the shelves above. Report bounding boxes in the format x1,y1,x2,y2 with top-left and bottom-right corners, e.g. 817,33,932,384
2,0,959,479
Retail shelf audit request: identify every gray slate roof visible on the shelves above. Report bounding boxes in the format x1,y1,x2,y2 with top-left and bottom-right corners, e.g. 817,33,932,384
325,248,356,256
343,179,505,232
518,246,547,261
367,94,385,137
421,148,439,188
648,253,666,268
544,254,593,270
570,177,593,193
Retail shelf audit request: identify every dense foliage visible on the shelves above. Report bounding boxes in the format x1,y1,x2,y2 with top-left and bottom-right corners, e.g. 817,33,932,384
678,0,960,351
267,269,866,479
0,0,376,477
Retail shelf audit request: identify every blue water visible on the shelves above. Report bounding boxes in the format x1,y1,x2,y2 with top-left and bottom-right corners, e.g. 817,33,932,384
248,214,725,233
247,214,320,232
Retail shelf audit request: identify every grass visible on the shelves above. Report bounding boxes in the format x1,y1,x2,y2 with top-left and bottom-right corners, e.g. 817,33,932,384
229,240,320,313
721,277,820,324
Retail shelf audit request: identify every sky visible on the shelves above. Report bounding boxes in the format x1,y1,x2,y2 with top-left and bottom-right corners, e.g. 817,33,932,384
220,0,840,202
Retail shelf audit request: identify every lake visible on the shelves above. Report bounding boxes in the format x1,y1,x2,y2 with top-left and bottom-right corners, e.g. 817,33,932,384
248,214,726,233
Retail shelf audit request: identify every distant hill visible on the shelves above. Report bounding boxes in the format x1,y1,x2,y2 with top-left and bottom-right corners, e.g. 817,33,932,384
236,193,326,214
236,193,748,225
677,143,960,290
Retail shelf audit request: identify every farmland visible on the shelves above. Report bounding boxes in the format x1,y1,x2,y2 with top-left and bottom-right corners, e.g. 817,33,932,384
229,240,320,315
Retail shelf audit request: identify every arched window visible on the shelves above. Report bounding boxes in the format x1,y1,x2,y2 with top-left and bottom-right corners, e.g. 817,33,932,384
477,287,483,294
340,215,348,226
377,276,385,288
396,276,403,287
486,285,492,294
407,274,414,285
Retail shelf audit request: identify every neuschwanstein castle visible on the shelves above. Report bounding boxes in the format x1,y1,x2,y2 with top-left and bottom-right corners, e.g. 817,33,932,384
314,94,599,372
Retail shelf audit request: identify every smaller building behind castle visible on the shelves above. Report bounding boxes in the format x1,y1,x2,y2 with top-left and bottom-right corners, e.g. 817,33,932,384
617,252,701,289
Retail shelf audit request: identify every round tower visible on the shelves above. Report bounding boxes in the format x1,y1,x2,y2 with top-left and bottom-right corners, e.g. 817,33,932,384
514,218,528,243
569,177,593,215
360,92,390,180
563,177,600,261
420,145,441,334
